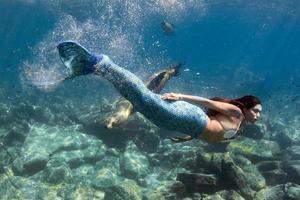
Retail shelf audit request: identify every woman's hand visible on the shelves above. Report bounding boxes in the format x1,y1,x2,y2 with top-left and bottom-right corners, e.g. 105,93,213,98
161,92,183,101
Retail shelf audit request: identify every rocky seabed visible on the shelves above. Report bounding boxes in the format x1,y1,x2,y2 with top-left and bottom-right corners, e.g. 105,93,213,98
0,101,300,200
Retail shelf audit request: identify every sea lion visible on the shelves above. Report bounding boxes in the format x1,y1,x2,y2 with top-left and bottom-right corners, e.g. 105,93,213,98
105,63,182,129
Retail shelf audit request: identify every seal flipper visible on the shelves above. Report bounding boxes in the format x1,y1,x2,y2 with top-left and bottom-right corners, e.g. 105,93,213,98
57,41,102,78
171,62,184,77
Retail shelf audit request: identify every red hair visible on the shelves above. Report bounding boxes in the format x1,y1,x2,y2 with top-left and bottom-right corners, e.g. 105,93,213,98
206,95,261,116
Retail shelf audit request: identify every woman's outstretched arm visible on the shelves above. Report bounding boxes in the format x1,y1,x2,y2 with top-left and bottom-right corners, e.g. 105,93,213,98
162,93,243,118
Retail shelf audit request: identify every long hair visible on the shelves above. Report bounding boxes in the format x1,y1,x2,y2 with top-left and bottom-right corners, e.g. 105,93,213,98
206,95,261,117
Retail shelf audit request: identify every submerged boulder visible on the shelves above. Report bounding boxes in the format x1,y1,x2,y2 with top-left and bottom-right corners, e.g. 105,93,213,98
65,186,105,200
202,190,245,200
281,160,300,184
0,171,66,200
143,180,183,200
232,156,266,191
261,169,288,186
255,182,300,200
91,156,122,190
273,116,300,148
226,138,281,162
104,179,142,200
255,161,288,185
39,159,72,184
119,141,150,180
256,161,282,172
153,139,207,170
243,122,267,140
221,153,263,199
286,145,300,160
176,172,219,193
12,124,106,176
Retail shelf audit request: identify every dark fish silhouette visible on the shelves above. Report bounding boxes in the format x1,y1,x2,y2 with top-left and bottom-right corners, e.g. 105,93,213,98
161,20,176,36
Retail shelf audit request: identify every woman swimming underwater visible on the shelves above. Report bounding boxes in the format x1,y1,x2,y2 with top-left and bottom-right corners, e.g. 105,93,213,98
57,41,262,143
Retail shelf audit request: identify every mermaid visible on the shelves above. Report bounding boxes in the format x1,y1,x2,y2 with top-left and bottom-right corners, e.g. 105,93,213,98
57,41,262,143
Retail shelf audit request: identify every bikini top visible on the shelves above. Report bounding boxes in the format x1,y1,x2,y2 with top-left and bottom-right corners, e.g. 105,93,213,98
170,118,244,143
221,119,243,141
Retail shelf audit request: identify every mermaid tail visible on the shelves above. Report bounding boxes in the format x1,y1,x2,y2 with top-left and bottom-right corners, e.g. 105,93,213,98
57,41,208,137
57,41,102,78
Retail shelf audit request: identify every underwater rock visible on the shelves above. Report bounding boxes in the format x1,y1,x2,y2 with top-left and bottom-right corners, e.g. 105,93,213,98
232,155,266,191
72,103,106,126
165,167,191,181
4,120,30,145
176,172,219,193
51,138,106,168
38,159,72,184
215,190,245,200
281,160,300,184
0,127,10,141
202,190,245,200
0,144,20,174
143,180,183,200
106,148,121,157
91,156,122,190
154,139,207,170
261,169,288,186
201,194,224,200
13,153,49,176
126,120,161,152
95,156,121,175
12,124,106,176
256,161,282,172
242,122,267,140
255,161,288,185
221,153,258,199
0,103,13,123
226,138,281,162
143,166,189,186
286,145,300,159
11,102,59,125
175,143,208,170
197,153,266,194
254,182,300,200
92,168,121,190
164,146,201,170
119,141,150,180
0,172,60,200
70,164,96,184
197,152,224,173
65,186,105,200
276,128,300,148
104,179,142,200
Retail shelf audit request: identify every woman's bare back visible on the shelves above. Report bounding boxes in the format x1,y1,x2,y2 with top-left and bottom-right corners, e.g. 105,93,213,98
199,114,243,142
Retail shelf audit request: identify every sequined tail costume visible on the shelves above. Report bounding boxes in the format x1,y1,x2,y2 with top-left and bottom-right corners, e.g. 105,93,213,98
57,41,208,138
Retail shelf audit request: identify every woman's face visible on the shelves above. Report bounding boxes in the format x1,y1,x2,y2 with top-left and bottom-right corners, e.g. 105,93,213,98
244,104,262,123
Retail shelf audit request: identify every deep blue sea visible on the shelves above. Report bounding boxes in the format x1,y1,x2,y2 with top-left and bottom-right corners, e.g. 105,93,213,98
1,1,300,111
1,0,300,199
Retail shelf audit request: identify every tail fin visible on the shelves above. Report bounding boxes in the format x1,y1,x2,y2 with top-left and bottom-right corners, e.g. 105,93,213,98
57,41,101,78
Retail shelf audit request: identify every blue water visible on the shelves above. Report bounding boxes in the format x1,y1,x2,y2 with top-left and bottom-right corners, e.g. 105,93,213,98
1,0,300,197
1,1,300,104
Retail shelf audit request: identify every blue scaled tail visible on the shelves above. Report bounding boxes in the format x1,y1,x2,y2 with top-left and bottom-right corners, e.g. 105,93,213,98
57,41,102,78
56,41,208,137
